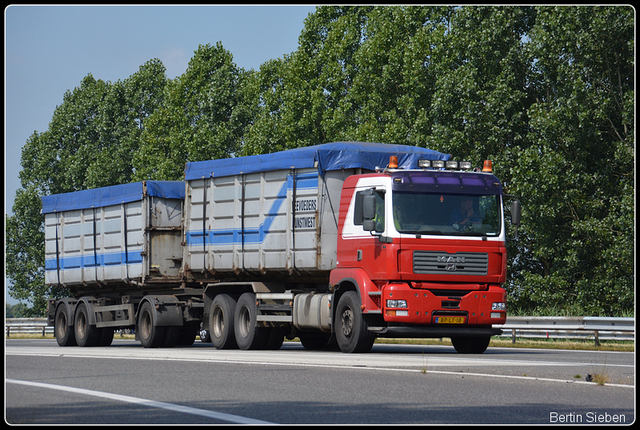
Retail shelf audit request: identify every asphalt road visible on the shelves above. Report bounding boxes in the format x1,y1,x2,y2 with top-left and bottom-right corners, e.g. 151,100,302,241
5,339,635,424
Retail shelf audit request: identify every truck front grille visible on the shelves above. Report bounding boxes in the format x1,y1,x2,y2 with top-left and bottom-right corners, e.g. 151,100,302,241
413,251,488,276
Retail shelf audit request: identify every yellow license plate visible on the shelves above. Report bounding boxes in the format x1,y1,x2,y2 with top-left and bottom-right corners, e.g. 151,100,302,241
434,316,465,324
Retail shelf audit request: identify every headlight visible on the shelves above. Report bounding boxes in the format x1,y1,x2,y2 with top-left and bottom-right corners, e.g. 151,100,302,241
491,302,506,311
386,299,408,308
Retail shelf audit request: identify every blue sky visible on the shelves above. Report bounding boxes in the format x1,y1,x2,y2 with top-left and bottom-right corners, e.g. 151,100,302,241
4,4,317,306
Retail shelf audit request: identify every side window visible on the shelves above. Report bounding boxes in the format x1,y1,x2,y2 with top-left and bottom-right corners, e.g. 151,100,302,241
354,189,385,232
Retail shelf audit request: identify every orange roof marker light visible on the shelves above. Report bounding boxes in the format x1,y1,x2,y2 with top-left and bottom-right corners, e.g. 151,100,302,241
482,160,493,173
389,156,399,169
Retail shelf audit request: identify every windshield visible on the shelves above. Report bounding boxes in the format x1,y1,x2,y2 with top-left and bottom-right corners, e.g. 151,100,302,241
392,192,502,236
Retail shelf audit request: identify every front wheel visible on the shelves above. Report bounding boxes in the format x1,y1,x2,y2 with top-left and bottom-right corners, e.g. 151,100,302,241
451,336,491,354
335,291,376,353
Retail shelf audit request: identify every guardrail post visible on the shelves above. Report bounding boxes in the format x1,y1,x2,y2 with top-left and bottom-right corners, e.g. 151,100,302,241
594,331,600,347
511,329,516,344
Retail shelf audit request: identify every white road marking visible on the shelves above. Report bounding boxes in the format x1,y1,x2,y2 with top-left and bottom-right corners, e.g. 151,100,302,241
6,378,274,424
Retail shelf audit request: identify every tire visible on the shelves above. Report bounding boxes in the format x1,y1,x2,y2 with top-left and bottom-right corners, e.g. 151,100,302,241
234,292,268,350
335,291,376,353
97,328,114,346
54,304,76,347
137,301,166,348
74,302,100,347
161,326,180,348
299,332,331,351
177,323,199,346
263,328,286,350
451,336,491,354
210,294,238,349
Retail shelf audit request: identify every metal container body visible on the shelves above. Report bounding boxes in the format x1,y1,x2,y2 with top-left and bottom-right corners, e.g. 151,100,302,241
184,168,349,281
43,181,185,293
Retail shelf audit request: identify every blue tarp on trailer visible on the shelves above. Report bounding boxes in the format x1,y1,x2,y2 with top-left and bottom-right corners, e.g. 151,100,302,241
41,181,185,214
184,142,451,180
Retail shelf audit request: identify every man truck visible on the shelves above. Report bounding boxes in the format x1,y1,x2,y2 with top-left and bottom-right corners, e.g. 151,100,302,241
44,142,520,353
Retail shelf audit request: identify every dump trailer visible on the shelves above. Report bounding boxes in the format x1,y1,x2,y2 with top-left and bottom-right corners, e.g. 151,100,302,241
45,142,520,353
43,180,203,347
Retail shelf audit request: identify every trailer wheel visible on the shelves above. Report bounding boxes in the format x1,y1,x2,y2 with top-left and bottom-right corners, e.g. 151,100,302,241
234,293,268,350
177,323,199,346
54,304,76,347
210,294,238,349
263,328,286,350
138,301,166,348
451,336,491,354
162,326,180,348
74,303,100,347
335,291,376,353
98,328,114,346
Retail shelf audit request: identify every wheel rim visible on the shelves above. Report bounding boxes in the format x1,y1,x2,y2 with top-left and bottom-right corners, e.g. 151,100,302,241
238,306,250,338
212,306,225,338
140,310,152,340
76,309,87,338
341,307,354,338
56,311,67,338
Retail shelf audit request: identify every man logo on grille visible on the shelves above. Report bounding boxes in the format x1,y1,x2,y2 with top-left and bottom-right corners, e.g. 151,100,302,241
437,255,465,271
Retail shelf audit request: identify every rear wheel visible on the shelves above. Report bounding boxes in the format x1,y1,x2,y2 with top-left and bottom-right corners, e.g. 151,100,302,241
335,291,376,353
74,303,100,347
234,292,268,350
210,294,238,349
54,304,76,347
137,301,165,348
451,336,491,354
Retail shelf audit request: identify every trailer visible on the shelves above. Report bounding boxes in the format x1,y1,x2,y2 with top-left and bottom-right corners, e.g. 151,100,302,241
45,142,520,353
43,180,202,347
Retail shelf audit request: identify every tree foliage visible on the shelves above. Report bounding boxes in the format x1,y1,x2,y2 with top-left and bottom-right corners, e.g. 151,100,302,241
7,6,634,317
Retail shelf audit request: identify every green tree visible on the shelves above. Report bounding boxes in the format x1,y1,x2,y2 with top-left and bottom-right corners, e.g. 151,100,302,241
6,62,167,316
134,43,251,179
509,6,634,314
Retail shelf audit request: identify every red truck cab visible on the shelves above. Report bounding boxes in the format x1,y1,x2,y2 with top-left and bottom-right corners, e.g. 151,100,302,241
330,160,515,353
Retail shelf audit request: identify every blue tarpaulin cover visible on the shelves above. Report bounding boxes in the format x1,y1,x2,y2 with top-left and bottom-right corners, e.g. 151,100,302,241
184,142,451,180
41,181,185,214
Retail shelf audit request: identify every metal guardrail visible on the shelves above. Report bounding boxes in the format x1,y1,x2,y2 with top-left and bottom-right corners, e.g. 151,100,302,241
494,316,635,346
6,317,635,346
5,318,52,337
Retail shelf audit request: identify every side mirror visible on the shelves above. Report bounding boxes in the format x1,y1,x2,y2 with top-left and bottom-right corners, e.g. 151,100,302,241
510,200,521,226
362,192,376,232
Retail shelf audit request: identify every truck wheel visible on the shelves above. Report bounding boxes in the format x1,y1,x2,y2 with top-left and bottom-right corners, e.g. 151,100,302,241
210,294,238,349
299,332,331,350
138,301,166,348
335,291,376,353
54,304,76,347
162,326,180,348
97,328,114,346
234,292,268,350
263,328,286,350
451,336,491,354
177,323,199,346
74,303,101,347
